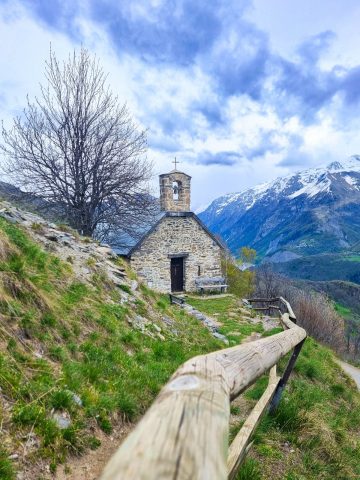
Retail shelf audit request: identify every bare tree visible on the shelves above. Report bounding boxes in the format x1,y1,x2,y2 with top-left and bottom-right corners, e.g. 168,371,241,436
256,262,278,298
1,47,155,239
255,267,347,354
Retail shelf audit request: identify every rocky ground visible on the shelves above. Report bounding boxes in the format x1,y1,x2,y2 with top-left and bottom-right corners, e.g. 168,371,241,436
0,201,125,286
0,200,171,344
181,300,229,343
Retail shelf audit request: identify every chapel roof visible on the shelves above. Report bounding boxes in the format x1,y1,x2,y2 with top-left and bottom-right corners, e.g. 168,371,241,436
110,209,165,256
159,169,192,178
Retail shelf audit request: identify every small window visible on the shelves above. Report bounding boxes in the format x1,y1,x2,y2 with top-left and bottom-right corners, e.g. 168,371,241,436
198,265,201,276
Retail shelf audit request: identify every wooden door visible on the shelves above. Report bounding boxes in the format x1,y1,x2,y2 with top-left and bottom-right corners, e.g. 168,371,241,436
171,257,184,292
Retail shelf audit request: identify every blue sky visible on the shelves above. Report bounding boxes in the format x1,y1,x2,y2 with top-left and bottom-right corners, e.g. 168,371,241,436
1,0,360,209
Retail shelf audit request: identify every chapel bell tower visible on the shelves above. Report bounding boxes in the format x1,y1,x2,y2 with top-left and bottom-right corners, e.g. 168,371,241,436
159,161,191,212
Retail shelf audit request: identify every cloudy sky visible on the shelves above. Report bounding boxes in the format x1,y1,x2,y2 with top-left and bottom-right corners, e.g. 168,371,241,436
1,0,360,209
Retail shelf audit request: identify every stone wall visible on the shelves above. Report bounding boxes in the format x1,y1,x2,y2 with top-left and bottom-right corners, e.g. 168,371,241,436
130,215,223,292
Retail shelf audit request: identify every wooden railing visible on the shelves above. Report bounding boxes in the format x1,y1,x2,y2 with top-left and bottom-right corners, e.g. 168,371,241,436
101,297,306,480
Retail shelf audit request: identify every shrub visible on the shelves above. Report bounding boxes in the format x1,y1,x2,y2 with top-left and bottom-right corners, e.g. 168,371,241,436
50,389,74,410
222,253,255,297
97,412,112,433
31,222,45,233
256,269,346,354
41,313,57,327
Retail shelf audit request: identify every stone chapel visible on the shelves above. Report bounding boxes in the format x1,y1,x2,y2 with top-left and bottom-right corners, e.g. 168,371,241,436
127,167,224,292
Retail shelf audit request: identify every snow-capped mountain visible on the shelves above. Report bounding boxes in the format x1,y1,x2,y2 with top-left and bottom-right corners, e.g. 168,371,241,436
199,156,360,268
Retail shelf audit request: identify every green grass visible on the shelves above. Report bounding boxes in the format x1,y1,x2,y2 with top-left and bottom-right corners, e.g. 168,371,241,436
0,449,15,480
244,375,269,401
334,302,352,317
186,295,264,345
235,458,262,480
118,283,132,294
186,295,236,317
242,338,360,479
0,219,222,475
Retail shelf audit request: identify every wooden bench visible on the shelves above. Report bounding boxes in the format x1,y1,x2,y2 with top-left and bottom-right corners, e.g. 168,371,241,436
195,276,228,295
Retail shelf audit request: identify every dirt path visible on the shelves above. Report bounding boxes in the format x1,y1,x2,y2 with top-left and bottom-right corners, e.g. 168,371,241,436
55,423,132,480
337,360,360,390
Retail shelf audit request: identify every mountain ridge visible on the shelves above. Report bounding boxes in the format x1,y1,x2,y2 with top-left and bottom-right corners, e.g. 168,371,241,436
209,155,360,217
199,156,360,282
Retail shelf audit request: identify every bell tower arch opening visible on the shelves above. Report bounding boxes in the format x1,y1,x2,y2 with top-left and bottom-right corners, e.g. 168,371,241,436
172,180,183,201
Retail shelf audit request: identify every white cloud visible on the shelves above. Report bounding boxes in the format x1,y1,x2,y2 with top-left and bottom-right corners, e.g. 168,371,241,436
1,0,360,211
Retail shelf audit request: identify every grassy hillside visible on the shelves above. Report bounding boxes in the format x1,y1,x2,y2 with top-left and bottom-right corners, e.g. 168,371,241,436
0,215,225,479
240,338,360,479
291,278,360,364
0,208,359,479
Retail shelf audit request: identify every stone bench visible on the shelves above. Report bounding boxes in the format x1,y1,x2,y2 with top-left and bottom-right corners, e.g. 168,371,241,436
195,276,228,295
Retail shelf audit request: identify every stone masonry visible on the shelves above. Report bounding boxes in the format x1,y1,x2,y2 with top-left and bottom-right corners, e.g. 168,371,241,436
159,170,191,212
130,213,223,292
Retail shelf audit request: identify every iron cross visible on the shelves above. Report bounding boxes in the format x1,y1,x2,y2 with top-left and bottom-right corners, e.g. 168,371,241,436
172,157,180,170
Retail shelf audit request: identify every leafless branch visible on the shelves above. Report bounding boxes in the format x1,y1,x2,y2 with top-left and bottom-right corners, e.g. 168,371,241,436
1,47,155,239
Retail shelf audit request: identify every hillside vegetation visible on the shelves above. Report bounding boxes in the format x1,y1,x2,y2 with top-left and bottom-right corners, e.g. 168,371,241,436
181,296,360,479
255,269,360,363
0,202,359,479
0,206,224,479
295,279,360,316
237,337,360,480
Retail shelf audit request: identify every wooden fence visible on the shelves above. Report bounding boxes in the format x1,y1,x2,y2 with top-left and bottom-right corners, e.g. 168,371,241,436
101,297,306,480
